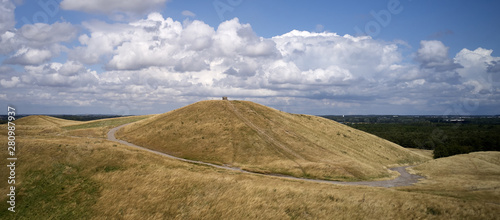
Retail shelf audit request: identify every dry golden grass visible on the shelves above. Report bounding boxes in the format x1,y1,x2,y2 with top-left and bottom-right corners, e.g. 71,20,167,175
14,115,151,139
0,117,498,219
401,152,500,205
61,115,153,138
16,115,81,127
13,115,81,137
407,148,434,159
118,100,428,181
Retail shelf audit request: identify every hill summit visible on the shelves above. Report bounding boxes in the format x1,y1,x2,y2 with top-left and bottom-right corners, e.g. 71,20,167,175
117,100,427,181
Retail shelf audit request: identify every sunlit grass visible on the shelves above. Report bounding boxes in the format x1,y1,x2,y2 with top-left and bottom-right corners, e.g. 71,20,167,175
0,118,498,219
118,100,428,181
62,115,150,130
406,148,434,159
401,152,500,205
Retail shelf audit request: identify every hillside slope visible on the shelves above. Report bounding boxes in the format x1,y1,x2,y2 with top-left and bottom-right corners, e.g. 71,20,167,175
15,115,151,138
16,115,80,127
16,115,81,135
117,100,428,180
403,152,500,204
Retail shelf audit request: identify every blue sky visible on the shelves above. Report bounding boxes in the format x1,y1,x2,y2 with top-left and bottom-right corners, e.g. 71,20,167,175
1,0,499,115
14,0,500,55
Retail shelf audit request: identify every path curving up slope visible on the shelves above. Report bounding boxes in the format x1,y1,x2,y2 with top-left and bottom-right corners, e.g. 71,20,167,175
113,100,429,181
108,123,424,188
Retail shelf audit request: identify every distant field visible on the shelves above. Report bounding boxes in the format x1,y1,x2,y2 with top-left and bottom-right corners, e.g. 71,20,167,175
322,115,500,158
1,114,499,219
62,116,150,130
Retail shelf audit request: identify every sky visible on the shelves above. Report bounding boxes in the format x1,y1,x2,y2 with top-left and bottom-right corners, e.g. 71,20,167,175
1,0,499,115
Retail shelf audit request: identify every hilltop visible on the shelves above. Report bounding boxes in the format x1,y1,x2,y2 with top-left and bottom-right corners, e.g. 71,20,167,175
117,100,428,181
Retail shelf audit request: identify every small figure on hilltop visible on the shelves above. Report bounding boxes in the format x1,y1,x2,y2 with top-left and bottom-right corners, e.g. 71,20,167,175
222,97,228,100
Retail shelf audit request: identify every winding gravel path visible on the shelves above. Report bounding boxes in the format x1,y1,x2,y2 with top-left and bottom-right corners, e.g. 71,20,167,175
107,123,424,188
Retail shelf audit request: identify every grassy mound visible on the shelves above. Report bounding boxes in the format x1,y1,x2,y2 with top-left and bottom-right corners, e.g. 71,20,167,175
117,100,428,181
16,115,80,127
403,151,500,204
15,115,151,138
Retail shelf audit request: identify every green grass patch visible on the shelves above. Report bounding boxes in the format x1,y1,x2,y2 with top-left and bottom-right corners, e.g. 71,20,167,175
0,163,100,219
95,165,122,173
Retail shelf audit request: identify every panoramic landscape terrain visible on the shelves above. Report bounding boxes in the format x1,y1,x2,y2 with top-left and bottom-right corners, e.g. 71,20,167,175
1,0,500,219
1,100,499,219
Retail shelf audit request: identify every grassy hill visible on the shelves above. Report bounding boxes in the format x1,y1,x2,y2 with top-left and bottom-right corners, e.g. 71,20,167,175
15,115,151,138
117,100,428,181
1,115,498,219
15,115,81,136
16,115,80,126
402,151,500,205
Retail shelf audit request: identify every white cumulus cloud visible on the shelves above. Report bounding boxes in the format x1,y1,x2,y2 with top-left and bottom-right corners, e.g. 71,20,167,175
1,22,77,65
416,40,462,72
0,76,19,88
455,47,500,93
0,0,15,35
22,61,99,87
5,47,52,65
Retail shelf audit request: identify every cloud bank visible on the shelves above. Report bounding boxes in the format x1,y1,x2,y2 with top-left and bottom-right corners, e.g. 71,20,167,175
0,7,499,115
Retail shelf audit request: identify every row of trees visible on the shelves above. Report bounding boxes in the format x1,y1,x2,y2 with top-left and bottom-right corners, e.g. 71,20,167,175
320,115,500,159
0,114,124,124
347,122,500,158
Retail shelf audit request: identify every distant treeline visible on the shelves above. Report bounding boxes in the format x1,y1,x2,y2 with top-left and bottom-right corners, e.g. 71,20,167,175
0,115,29,124
322,115,500,159
51,115,125,121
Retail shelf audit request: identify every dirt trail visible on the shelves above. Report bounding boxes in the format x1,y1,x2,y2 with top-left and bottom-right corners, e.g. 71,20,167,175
107,123,424,188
